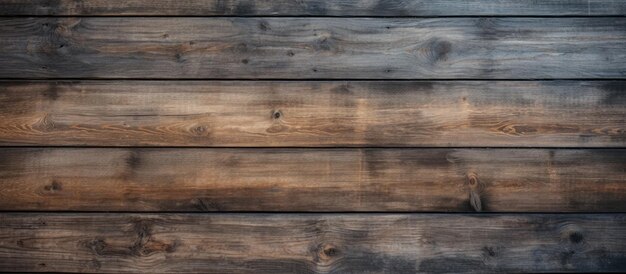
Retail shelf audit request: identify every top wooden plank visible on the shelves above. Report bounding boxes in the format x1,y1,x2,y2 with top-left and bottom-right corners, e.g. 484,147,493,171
1,0,626,16
1,17,626,79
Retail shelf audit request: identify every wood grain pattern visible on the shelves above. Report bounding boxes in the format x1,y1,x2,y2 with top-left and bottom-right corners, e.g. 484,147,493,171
1,18,625,79
1,0,625,16
1,148,624,212
0,1,624,274
1,81,624,147
1,213,625,273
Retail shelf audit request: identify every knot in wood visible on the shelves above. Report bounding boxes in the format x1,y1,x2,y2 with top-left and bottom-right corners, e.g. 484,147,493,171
466,172,484,212
559,224,585,244
318,243,340,261
272,110,282,120
466,172,480,189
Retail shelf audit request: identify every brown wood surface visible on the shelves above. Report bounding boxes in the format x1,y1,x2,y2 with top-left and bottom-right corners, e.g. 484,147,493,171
0,213,625,273
0,1,624,273
1,148,623,212
1,18,625,79
1,0,625,16
1,81,624,147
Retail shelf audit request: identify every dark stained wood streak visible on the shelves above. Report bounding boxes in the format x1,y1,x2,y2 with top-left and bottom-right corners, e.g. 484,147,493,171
0,148,624,212
0,0,625,16
0,81,623,147
0,213,624,272
1,18,625,79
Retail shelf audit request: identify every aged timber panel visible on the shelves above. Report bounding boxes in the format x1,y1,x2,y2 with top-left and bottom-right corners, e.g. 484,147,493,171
0,214,625,273
1,0,626,16
0,18,625,79
0,81,623,147
0,148,624,212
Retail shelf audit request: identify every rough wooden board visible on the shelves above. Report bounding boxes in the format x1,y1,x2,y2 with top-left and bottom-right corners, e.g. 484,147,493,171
1,0,625,16
1,148,624,212
1,81,624,147
1,18,625,79
0,213,625,273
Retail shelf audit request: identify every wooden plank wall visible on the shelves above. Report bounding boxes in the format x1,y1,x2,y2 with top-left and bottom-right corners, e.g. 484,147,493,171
0,1,624,273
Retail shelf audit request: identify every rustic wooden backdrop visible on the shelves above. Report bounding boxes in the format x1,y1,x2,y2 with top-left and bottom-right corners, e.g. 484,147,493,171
0,0,625,273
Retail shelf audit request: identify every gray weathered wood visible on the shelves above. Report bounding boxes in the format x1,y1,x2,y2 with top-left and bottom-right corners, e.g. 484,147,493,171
1,18,625,79
1,81,624,147
0,213,625,273
1,148,624,212
1,0,625,16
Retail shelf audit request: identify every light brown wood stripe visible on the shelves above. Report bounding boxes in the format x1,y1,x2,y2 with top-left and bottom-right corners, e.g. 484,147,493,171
1,213,625,273
1,18,625,79
0,148,623,212
1,0,625,16
1,81,623,147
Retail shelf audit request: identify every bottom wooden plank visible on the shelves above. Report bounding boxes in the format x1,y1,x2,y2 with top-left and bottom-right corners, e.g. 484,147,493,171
0,214,624,273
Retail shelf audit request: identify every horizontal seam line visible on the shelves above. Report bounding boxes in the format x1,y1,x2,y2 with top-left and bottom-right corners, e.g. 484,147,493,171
1,15,626,18
0,146,624,149
0,78,625,81
0,211,624,214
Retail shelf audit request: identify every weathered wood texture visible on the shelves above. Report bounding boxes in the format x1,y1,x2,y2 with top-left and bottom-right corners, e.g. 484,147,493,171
1,0,626,16
0,2,624,273
1,148,624,212
1,81,624,147
1,18,625,79
0,213,625,273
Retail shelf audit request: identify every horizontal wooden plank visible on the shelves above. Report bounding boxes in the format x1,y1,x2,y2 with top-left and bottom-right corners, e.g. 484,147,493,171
1,0,626,16
0,148,624,212
1,18,625,79
0,213,624,272
0,81,624,147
